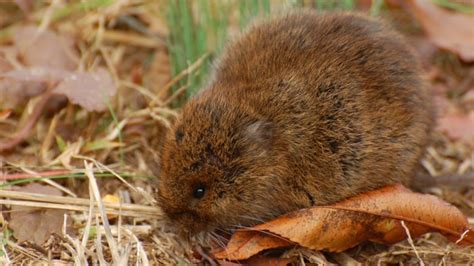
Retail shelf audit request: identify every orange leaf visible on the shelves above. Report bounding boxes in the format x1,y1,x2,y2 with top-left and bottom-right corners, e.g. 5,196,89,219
213,230,293,261
103,194,120,219
218,256,294,266
214,184,473,261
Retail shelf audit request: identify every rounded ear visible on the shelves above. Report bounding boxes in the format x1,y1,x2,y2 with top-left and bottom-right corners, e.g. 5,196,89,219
244,121,274,152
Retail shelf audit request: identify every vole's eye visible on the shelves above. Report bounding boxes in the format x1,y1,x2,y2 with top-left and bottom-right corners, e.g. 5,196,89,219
193,185,206,199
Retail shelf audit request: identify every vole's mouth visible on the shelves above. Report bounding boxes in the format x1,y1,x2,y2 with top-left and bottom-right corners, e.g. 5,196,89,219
161,208,215,236
164,220,233,251
190,227,235,251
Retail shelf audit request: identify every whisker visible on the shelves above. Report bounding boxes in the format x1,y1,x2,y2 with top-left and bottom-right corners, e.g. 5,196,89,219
237,214,266,224
232,224,292,243
215,227,232,236
209,232,227,250
193,231,208,247
213,231,229,243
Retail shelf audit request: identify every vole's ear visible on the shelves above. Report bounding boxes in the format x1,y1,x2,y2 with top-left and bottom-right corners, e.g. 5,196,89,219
245,121,274,152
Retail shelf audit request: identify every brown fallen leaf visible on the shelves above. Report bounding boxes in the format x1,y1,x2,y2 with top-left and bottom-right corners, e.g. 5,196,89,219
0,24,116,151
14,0,35,13
214,230,294,262
14,25,78,70
0,55,46,108
464,89,474,106
1,67,70,82
52,68,116,112
408,0,474,62
0,108,12,120
0,25,77,109
1,67,117,112
1,25,115,112
8,183,70,245
437,111,474,142
214,184,473,261
219,256,295,266
0,91,54,152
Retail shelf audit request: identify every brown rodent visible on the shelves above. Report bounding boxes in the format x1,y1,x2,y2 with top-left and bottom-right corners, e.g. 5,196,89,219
156,10,433,236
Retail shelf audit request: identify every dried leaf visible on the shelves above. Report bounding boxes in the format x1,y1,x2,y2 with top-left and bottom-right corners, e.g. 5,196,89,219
0,55,11,72
0,58,46,108
0,108,12,120
464,89,474,105
1,67,117,112
1,67,70,83
218,256,295,266
409,0,474,61
14,26,78,70
52,68,116,112
215,231,293,261
214,184,473,261
14,0,34,13
12,182,62,197
103,194,120,219
1,26,114,111
243,256,294,266
437,111,474,142
8,183,68,245
103,194,120,204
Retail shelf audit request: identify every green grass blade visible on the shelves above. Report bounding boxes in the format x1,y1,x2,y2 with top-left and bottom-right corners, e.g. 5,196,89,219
431,0,474,14
370,0,384,16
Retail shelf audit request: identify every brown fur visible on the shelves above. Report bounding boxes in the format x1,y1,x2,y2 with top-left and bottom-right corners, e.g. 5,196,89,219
156,10,433,235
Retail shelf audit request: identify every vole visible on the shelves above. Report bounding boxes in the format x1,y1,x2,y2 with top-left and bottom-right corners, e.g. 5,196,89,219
156,10,433,236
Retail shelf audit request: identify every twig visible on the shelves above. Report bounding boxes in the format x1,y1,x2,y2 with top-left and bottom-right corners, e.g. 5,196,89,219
0,169,73,180
0,190,160,217
455,229,471,245
0,91,54,152
16,166,77,197
95,215,108,265
0,199,158,218
102,29,164,48
162,85,189,106
74,155,140,194
401,221,425,266
84,162,120,264
150,53,208,106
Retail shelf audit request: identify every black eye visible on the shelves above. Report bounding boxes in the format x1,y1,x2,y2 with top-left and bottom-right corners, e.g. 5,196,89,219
175,128,184,143
193,185,206,199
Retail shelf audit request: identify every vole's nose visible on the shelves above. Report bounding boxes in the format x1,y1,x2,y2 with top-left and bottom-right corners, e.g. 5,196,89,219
174,211,210,236
176,210,198,223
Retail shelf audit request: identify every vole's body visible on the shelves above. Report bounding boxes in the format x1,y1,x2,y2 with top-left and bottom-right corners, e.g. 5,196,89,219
157,11,433,235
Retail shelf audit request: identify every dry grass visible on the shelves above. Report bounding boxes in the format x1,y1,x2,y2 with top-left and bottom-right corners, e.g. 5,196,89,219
0,0,473,265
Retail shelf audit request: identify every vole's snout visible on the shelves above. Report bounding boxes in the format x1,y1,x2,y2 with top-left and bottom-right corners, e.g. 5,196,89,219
163,208,208,235
173,210,198,224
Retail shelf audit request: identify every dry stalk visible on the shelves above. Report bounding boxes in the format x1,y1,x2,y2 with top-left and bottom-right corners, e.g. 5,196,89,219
0,190,160,216
84,161,120,264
